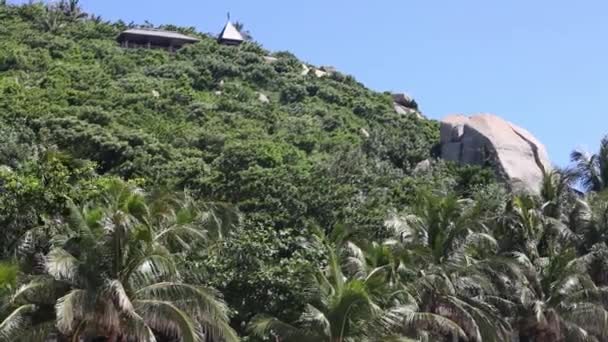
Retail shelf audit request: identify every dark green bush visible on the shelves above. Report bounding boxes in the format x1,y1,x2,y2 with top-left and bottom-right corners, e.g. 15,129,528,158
280,84,307,104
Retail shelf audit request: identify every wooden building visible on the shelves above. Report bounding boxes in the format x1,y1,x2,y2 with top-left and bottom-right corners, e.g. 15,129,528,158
218,21,244,46
117,29,200,51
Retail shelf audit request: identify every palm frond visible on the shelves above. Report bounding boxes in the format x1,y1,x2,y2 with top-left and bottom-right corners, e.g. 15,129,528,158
560,302,608,339
401,310,467,341
46,248,79,284
55,289,85,335
107,279,135,313
248,314,310,341
136,299,199,342
126,253,178,288
11,277,55,305
342,241,367,279
297,304,331,338
135,282,232,332
13,320,56,342
0,304,36,341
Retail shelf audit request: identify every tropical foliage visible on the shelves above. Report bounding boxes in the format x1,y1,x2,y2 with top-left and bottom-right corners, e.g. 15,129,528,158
2,1,608,341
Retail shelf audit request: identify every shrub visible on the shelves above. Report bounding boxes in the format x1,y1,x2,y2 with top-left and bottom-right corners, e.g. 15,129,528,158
280,84,307,104
316,86,343,105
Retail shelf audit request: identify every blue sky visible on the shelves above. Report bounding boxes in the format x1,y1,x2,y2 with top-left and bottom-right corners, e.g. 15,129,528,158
15,0,608,166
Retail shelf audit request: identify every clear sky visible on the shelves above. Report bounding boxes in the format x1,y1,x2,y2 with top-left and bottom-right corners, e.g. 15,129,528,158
15,0,608,166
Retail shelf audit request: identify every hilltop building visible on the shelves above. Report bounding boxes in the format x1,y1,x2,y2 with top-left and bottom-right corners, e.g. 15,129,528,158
218,21,244,46
117,29,200,51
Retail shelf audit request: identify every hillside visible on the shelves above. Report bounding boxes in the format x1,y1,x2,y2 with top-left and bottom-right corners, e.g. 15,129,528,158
0,4,453,219
0,8,502,241
2,3,571,342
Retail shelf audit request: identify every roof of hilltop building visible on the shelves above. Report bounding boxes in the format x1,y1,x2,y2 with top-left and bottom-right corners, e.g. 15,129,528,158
218,21,244,45
117,29,200,48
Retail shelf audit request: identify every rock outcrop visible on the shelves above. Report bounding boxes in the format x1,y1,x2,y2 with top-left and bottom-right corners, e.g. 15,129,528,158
392,92,424,118
392,93,418,110
263,56,278,64
258,92,270,103
440,114,552,194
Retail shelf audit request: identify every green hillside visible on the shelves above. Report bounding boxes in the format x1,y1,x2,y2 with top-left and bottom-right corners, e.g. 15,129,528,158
9,2,608,342
0,3,455,226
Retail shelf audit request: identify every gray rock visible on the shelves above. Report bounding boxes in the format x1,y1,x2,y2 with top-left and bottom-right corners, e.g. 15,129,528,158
320,65,337,73
301,64,311,76
392,93,417,109
414,159,432,174
394,103,424,119
394,103,415,115
440,114,552,194
360,128,370,138
314,69,328,78
258,92,270,103
263,56,278,64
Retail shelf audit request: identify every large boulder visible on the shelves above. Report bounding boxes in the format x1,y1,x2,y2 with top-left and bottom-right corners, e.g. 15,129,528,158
440,114,552,194
392,93,418,110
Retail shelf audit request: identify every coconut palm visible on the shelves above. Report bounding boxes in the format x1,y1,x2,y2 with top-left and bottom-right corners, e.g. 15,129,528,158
248,229,392,341
249,232,477,342
564,194,608,255
383,191,489,267
540,168,578,220
494,194,583,263
383,191,517,341
57,0,87,21
39,4,66,33
570,136,608,193
0,179,239,342
509,248,608,342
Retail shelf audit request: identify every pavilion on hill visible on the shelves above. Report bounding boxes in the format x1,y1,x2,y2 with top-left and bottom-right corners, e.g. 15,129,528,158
218,21,244,46
117,28,200,51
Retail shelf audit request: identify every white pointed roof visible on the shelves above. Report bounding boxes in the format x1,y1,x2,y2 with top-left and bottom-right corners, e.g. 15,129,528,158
219,21,244,42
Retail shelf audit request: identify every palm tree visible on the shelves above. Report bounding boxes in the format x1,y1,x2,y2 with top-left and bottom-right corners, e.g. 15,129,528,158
494,195,582,263
509,249,608,342
570,136,608,193
383,191,515,341
0,179,239,342
484,188,608,341
565,195,608,258
248,230,392,342
250,194,512,342
57,0,87,21
383,191,492,268
540,168,577,220
39,4,66,33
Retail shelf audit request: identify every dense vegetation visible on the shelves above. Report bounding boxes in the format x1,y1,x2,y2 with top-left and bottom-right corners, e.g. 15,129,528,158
2,1,608,341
